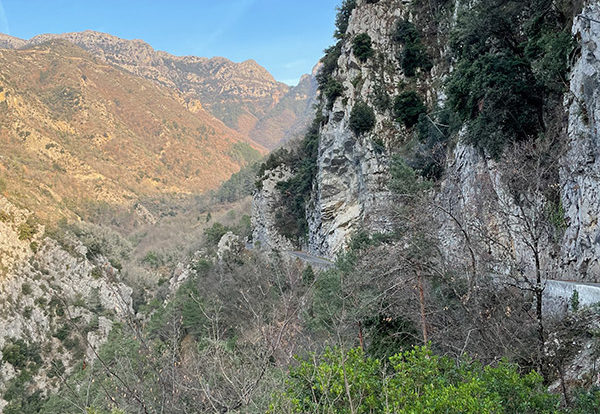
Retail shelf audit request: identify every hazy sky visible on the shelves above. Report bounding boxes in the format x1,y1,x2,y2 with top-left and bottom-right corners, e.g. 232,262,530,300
0,0,339,85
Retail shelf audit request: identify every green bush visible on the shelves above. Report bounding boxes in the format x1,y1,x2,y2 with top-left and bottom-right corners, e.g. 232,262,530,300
334,0,357,39
203,222,230,247
349,101,376,134
21,283,32,296
323,78,345,109
393,90,427,128
446,0,572,158
352,33,374,62
393,19,432,77
274,116,321,241
270,346,559,413
389,156,432,195
18,219,37,241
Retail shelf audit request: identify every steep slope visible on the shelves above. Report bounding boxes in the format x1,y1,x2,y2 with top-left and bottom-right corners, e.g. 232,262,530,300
0,40,264,221
253,0,590,280
0,31,317,149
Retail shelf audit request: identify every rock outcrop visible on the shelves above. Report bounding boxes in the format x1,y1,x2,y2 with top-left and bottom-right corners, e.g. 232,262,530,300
252,166,295,252
0,197,133,408
561,5,600,281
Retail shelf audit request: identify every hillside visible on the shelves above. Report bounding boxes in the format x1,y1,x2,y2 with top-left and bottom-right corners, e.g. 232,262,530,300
0,30,317,149
0,40,264,221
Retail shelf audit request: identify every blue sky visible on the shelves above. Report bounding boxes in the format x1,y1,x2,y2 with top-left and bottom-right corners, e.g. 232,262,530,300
0,0,339,85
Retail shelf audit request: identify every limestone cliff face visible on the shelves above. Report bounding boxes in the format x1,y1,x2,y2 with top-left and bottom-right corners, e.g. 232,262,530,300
253,0,600,279
0,31,317,149
560,4,600,281
252,166,296,252
307,1,405,257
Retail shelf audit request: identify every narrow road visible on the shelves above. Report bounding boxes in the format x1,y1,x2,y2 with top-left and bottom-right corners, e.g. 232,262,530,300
284,251,334,268
277,249,600,311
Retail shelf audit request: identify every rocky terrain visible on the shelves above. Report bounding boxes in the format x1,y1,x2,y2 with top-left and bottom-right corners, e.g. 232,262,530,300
0,30,317,149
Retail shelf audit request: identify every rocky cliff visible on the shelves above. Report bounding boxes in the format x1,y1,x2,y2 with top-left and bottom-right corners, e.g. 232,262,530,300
253,0,599,286
0,196,133,410
0,30,317,149
561,5,600,281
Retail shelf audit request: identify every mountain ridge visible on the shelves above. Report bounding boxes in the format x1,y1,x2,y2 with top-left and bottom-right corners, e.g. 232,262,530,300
0,30,316,149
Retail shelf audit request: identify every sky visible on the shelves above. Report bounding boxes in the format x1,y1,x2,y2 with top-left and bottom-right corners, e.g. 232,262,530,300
0,0,340,85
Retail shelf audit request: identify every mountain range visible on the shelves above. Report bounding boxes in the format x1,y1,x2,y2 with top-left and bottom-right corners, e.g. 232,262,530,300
0,31,317,220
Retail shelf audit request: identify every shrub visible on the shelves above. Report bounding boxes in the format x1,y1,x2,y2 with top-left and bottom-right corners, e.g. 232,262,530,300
270,346,559,413
389,156,432,195
21,283,32,296
352,33,374,62
274,117,320,241
18,219,37,241
323,78,345,109
349,101,376,134
446,0,572,158
393,19,432,77
203,222,230,247
316,42,342,90
334,0,357,39
393,90,426,128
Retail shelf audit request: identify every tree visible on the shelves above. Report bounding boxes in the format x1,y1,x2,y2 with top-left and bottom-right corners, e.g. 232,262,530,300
349,101,376,134
352,33,374,62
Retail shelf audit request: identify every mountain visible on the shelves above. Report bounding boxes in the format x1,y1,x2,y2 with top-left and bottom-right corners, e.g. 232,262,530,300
0,39,265,221
0,30,317,149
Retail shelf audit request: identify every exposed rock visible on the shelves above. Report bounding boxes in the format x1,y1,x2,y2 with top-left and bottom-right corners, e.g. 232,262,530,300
252,166,296,252
0,197,134,405
307,1,405,258
217,231,242,260
560,4,600,281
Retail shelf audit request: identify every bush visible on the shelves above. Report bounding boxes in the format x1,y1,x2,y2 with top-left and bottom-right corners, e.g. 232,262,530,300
316,42,342,90
18,219,37,241
334,0,357,39
203,222,230,247
393,90,426,128
393,19,432,77
274,116,321,241
323,78,345,109
270,346,559,413
352,33,374,62
349,101,376,134
446,0,571,158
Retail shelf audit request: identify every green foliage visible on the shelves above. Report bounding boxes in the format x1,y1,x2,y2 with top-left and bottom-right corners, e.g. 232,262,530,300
446,0,573,158
393,90,426,128
570,289,580,312
349,101,376,134
316,42,343,91
203,222,231,247
274,116,320,242
21,282,32,296
228,142,262,165
352,33,374,62
214,162,260,203
393,19,432,77
141,250,163,269
2,339,41,371
18,218,37,241
389,156,432,195
334,0,357,39
571,387,600,413
270,345,559,413
324,78,345,109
